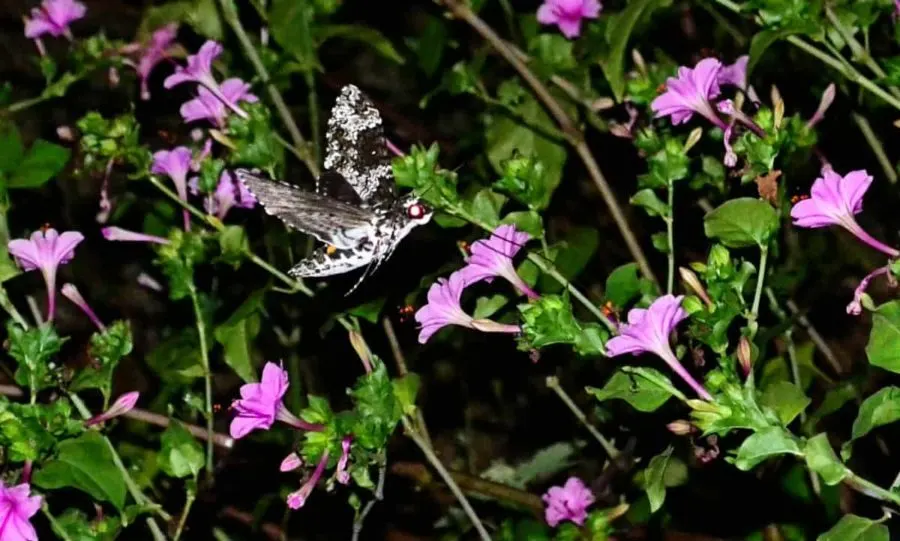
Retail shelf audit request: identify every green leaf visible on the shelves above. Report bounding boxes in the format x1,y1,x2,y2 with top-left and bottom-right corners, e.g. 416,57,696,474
468,188,507,227
72,321,134,397
630,189,669,217
316,25,405,64
538,228,599,294
733,426,802,471
138,0,223,40
643,446,673,513
865,300,900,373
473,294,509,319
704,198,779,248
0,120,24,173
159,422,204,478
214,290,266,383
605,263,641,307
147,328,205,384
600,0,671,101
218,225,248,268
8,322,66,392
33,432,127,510
760,381,811,426
8,139,70,189
501,210,544,238
748,29,789,76
54,508,121,541
348,298,386,324
816,515,889,541
842,386,900,459
392,373,420,415
804,433,847,486
517,295,582,349
587,367,675,412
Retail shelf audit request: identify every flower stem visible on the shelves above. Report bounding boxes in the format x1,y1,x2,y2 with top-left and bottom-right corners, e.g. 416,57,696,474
0,284,28,330
546,376,619,458
666,183,675,295
844,470,900,507
188,284,215,477
402,417,492,541
351,452,386,541
42,505,74,541
173,482,198,541
851,112,898,185
750,245,768,322
69,393,170,540
216,0,319,177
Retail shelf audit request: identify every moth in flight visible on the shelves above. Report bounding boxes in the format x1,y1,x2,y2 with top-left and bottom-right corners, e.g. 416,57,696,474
236,85,433,292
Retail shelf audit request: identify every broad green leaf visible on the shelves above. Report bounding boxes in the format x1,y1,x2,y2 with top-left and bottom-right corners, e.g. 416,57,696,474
33,432,127,510
474,294,509,319
643,446,673,513
214,290,266,383
760,381,810,426
587,367,674,412
865,300,900,372
816,515,889,541
734,426,802,471
8,140,70,189
54,508,121,541
630,189,669,217
600,0,672,101
468,188,507,227
539,227,599,293
804,434,847,486
349,298,387,324
605,263,641,307
147,328,205,384
159,422,204,478
842,386,900,459
748,29,790,76
501,210,544,238
138,0,223,40
218,225,248,268
703,198,779,248
316,25,405,64
0,121,24,173
486,84,567,208
392,373,420,415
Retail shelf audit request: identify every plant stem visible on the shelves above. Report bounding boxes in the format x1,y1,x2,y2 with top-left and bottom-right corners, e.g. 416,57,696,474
69,394,170,539
351,453,386,541
824,7,900,100
188,285,215,477
440,0,658,287
546,376,619,458
402,418,492,541
852,112,897,185
216,0,319,177
844,471,900,507
666,183,675,295
173,484,197,541
42,506,74,541
383,317,432,446
750,245,768,322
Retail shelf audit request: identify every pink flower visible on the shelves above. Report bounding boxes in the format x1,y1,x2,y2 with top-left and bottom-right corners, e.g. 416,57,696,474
101,226,170,245
717,55,748,89
806,83,836,129
164,41,250,119
280,452,303,472
8,228,84,322
414,270,521,344
230,362,323,439
847,266,892,316
122,24,179,101
152,146,193,231
536,0,602,39
180,78,258,127
84,391,139,427
605,295,712,400
61,283,105,331
651,58,728,130
542,477,594,527
0,480,41,541
336,436,352,485
287,450,329,510
24,0,85,39
791,168,899,257
461,224,539,299
189,171,257,220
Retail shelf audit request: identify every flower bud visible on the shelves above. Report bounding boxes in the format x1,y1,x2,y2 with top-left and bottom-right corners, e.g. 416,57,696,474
679,267,713,308
807,83,835,129
737,336,752,376
348,330,373,374
56,125,75,141
85,392,139,427
770,85,784,130
683,127,703,153
667,420,695,436
280,452,303,472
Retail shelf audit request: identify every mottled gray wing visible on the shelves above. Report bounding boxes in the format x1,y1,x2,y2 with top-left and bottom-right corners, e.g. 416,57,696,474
235,168,376,250
322,85,396,204
287,243,376,278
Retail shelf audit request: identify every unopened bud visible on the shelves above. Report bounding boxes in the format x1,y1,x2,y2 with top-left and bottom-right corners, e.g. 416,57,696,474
591,97,615,112
609,123,632,139
770,85,784,130
807,83,835,129
280,452,303,472
737,336,752,376
667,420,695,436
631,49,647,76
108,67,120,87
683,127,703,153
348,330,373,374
679,267,713,308
85,391,139,427
56,125,75,142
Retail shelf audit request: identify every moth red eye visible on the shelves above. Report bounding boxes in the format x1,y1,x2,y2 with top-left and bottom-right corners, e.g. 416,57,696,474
407,203,425,219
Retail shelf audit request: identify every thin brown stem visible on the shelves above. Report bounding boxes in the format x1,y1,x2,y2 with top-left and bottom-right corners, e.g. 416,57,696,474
440,0,657,286
546,376,619,458
382,317,432,446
